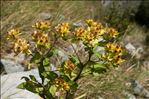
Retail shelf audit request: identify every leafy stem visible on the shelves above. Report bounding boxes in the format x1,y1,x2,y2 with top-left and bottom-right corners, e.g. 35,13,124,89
74,50,92,82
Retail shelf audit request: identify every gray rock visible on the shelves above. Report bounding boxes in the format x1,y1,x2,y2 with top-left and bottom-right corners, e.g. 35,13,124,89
125,43,136,53
73,20,85,27
1,59,24,74
4,53,25,63
1,69,41,99
101,1,141,16
123,91,136,99
38,12,52,20
131,80,149,98
57,50,68,61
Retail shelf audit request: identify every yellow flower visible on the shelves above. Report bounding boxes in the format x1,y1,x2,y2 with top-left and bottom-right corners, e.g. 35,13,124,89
106,27,119,38
102,54,113,62
63,82,70,91
32,31,42,40
88,23,104,36
74,27,85,37
105,43,124,65
54,77,70,91
14,38,31,54
114,55,125,65
89,38,99,47
84,32,95,42
64,60,76,72
106,43,122,54
115,45,123,55
86,19,97,26
55,22,69,37
32,31,49,46
37,33,49,45
32,21,50,30
7,28,21,39
73,20,106,47
106,43,117,52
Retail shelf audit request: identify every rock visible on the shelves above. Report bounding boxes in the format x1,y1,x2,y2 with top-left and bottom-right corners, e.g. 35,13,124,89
4,53,25,63
57,50,68,61
1,69,41,99
38,12,52,20
15,53,26,63
100,1,141,16
143,61,149,70
125,43,136,53
73,20,85,27
1,53,26,74
0,60,6,74
131,80,149,98
123,91,136,99
1,59,24,74
125,43,145,59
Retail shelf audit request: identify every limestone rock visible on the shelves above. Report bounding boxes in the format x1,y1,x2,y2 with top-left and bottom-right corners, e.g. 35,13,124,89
1,59,24,74
1,69,41,99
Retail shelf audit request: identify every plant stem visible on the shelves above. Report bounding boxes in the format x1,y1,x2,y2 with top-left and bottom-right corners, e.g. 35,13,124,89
66,51,92,99
74,50,92,81
70,43,82,64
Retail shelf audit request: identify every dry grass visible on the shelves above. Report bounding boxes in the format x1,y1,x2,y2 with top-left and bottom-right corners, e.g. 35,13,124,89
1,1,101,56
75,64,149,99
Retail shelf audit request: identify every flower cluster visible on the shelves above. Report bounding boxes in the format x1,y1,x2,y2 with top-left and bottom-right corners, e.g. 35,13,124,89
32,31,50,47
55,22,70,37
14,38,31,54
106,27,119,38
73,19,106,46
7,28,21,39
64,60,76,72
32,21,50,30
53,77,70,91
73,27,87,40
103,43,124,65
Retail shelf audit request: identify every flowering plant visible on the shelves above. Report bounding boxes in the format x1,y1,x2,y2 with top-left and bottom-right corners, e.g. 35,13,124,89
7,19,125,99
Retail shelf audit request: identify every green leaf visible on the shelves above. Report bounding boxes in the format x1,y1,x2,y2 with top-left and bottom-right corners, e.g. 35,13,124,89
38,61,45,84
49,85,57,96
93,47,102,58
18,80,42,94
82,67,91,76
98,41,107,46
69,55,79,64
45,43,51,49
74,93,86,99
69,80,78,87
25,81,41,93
30,52,41,63
47,51,53,58
21,76,30,81
43,58,49,66
35,87,43,93
41,71,48,78
61,75,70,82
47,71,58,80
92,63,107,74
17,82,26,89
29,75,37,82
